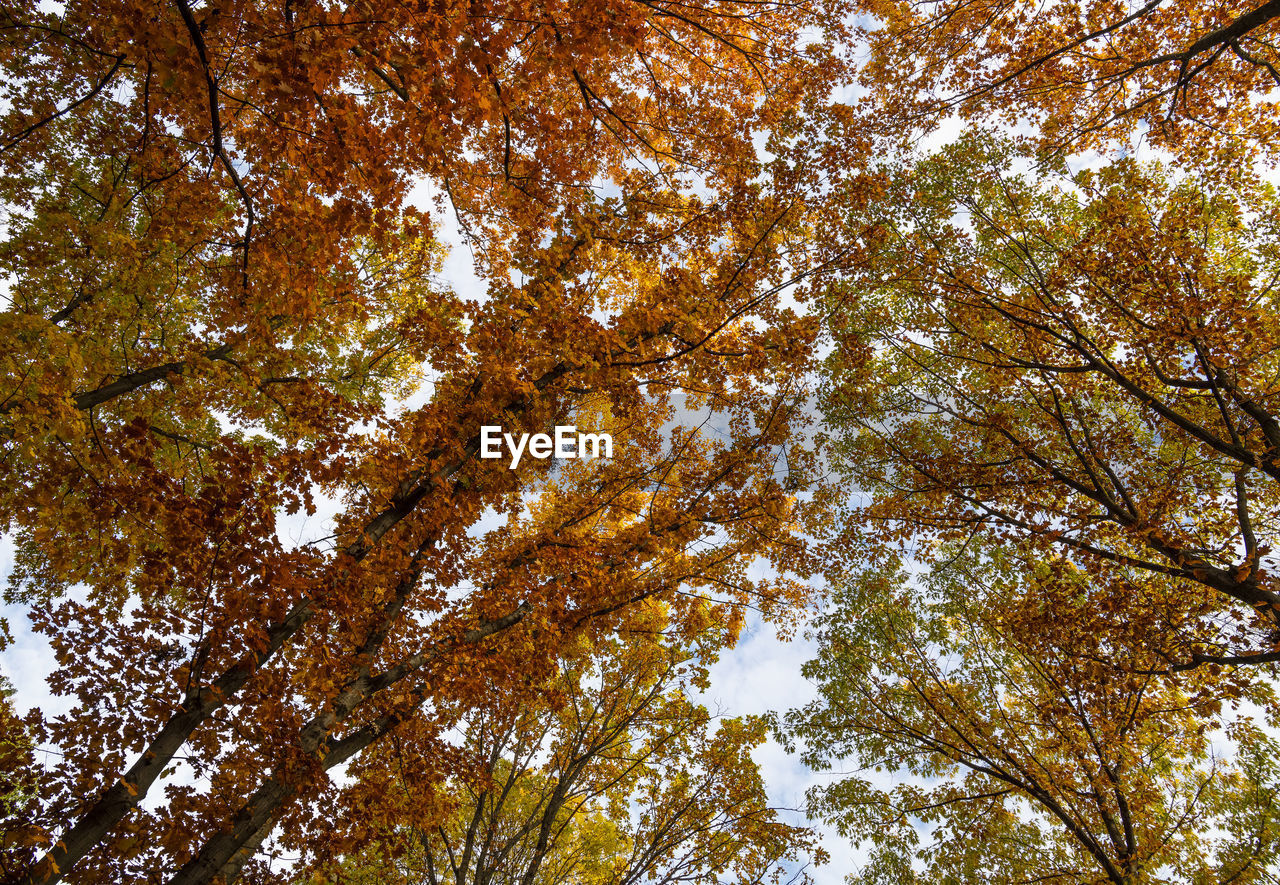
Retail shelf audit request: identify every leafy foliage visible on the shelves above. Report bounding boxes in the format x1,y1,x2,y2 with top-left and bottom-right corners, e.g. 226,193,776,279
822,134,1280,671
312,635,820,885
5,0,1280,883
785,549,1280,884
0,2,844,884
842,0,1280,160
797,127,1280,885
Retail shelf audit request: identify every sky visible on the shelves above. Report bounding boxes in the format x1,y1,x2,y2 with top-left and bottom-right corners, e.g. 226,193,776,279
704,614,869,883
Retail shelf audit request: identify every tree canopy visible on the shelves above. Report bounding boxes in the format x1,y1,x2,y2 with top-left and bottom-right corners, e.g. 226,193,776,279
4,0,1280,883
785,548,1280,884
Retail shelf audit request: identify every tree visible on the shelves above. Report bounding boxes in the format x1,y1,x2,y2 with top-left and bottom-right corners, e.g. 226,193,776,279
0,672,40,870
843,0,1280,160
820,133,1280,672
310,634,819,885
0,2,849,883
782,547,1280,884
